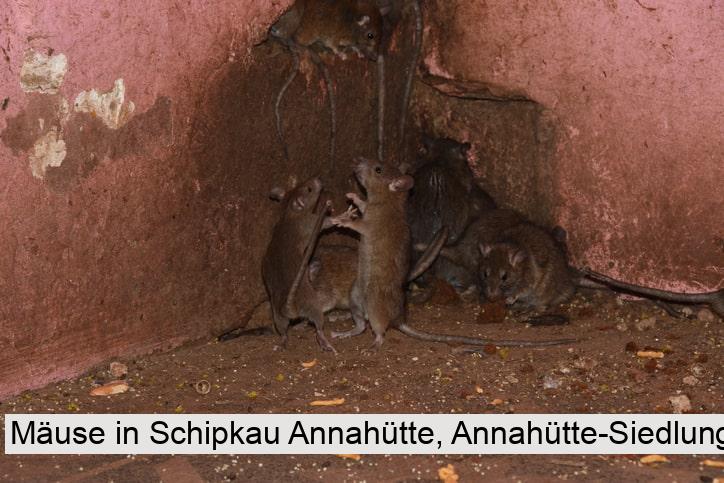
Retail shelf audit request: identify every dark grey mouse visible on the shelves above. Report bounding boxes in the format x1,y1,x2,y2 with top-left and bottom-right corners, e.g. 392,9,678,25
408,135,496,246
261,177,336,352
331,157,575,350
270,0,387,171
407,135,496,290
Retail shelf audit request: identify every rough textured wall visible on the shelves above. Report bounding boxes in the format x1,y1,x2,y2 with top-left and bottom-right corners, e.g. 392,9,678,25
416,0,723,291
0,0,397,400
0,0,296,400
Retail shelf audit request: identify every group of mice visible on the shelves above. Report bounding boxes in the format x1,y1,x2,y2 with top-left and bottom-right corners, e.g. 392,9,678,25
222,134,723,354
220,1,721,353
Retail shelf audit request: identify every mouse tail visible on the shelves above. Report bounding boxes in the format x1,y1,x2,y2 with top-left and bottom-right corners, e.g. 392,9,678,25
396,322,576,347
407,226,449,282
274,46,300,162
399,0,422,145
377,51,385,161
308,49,336,174
580,268,721,306
218,298,270,342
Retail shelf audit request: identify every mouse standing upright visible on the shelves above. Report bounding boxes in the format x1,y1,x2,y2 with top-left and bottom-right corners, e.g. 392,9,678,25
261,177,338,352
332,158,575,350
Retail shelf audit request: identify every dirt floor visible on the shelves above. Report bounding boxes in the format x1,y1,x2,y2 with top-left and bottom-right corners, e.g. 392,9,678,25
1,286,722,482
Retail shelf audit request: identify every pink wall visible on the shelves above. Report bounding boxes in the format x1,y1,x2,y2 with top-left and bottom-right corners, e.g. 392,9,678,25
0,0,292,400
1,0,721,400
419,0,723,291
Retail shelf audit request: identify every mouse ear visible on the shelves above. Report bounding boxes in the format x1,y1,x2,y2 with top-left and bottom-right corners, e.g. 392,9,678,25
357,15,371,26
509,250,527,267
269,187,286,202
479,243,492,257
389,174,414,192
308,258,321,283
379,4,392,15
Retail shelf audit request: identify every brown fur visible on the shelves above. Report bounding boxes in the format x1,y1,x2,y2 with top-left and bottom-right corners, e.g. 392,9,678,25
333,158,575,350
261,177,337,352
273,0,384,60
479,222,576,312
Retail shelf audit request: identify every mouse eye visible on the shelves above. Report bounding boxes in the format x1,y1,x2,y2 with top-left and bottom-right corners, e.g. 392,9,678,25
501,271,508,281
367,32,374,40
482,269,490,279
306,186,312,193
374,166,382,174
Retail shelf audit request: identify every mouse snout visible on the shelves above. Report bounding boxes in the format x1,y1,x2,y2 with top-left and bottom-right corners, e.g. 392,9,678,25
364,48,378,61
485,286,502,302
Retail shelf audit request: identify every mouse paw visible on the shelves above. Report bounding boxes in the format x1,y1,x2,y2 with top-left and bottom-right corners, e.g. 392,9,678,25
331,206,359,227
316,332,338,355
345,193,367,213
361,336,384,355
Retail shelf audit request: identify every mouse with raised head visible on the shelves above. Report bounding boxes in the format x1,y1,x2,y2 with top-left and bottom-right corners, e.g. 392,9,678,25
261,177,337,352
270,0,387,171
331,157,575,350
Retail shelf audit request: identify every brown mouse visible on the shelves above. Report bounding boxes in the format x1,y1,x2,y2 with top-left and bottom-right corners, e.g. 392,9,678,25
304,224,447,336
478,222,576,313
331,157,576,350
415,209,524,292
270,0,386,171
261,177,337,352
218,223,446,343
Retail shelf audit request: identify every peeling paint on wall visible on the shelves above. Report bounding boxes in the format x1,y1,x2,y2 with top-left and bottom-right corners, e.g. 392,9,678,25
74,79,135,129
20,50,68,94
29,127,67,178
